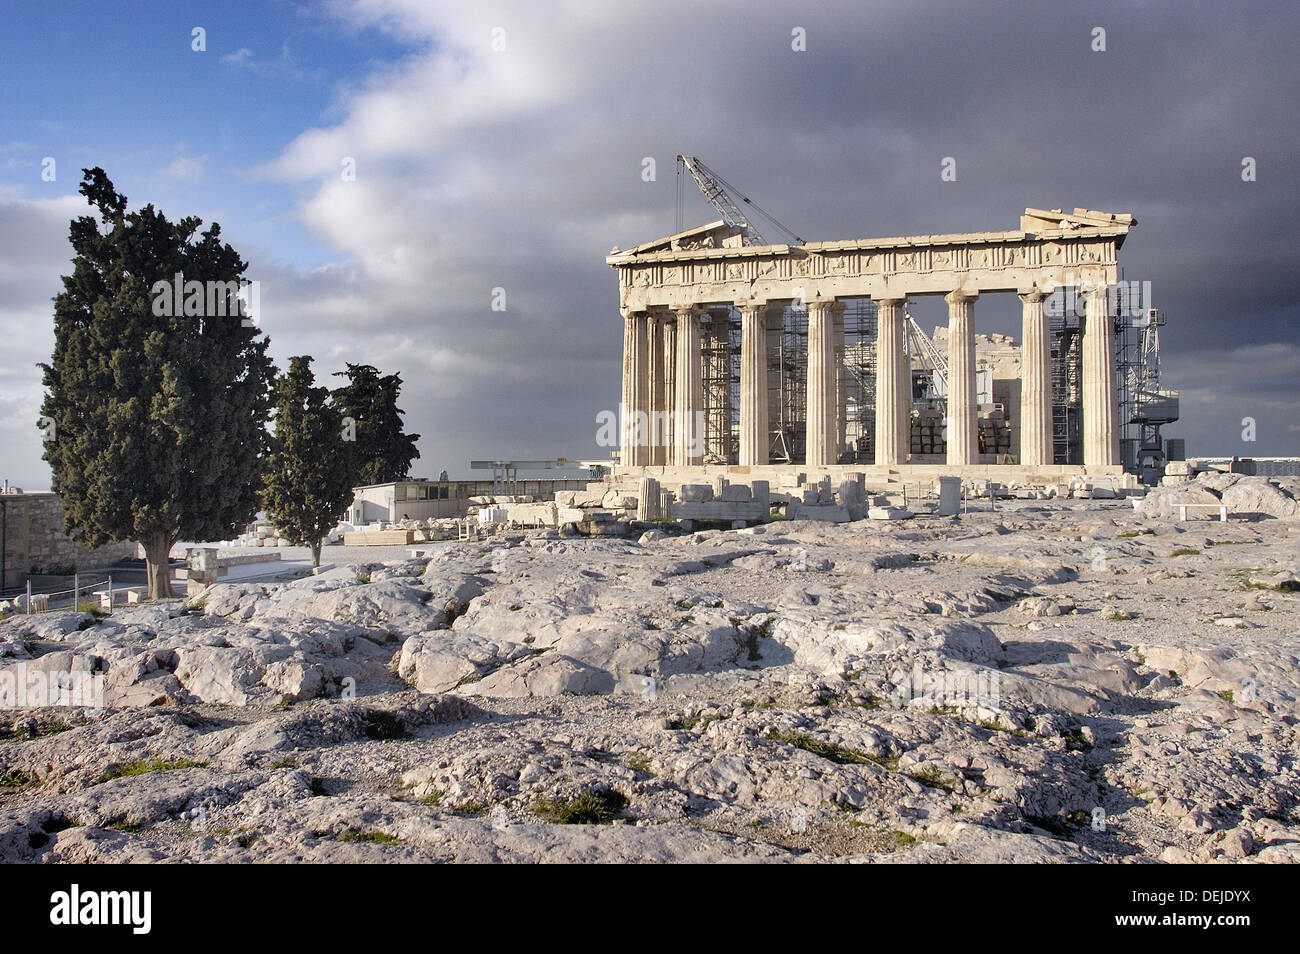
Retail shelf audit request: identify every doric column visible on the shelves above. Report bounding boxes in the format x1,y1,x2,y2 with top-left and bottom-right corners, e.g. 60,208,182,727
738,302,769,465
646,311,665,465
621,310,650,467
1018,289,1052,466
944,288,979,466
874,297,908,465
619,309,635,467
1082,284,1119,467
661,314,676,464
805,299,838,467
673,305,703,466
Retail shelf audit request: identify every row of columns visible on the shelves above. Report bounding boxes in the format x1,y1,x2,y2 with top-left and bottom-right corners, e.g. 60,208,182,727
619,289,1118,470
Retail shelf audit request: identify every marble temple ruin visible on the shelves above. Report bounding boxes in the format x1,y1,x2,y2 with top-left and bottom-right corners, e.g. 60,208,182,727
607,207,1136,487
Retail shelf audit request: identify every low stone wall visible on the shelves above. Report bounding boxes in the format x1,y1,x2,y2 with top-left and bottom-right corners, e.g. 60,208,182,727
1,492,137,590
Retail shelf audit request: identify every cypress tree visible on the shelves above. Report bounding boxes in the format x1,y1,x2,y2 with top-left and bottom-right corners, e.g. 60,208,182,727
39,168,274,598
331,363,421,485
262,356,355,567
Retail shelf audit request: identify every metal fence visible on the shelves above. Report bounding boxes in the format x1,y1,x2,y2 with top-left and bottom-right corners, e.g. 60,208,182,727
0,573,119,616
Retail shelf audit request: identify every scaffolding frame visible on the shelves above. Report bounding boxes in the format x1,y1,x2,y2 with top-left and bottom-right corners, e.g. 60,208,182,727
700,307,738,464
1050,309,1083,465
841,299,878,464
771,304,807,463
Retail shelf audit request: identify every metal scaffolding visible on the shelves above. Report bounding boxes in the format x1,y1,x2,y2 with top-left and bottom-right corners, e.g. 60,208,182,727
770,303,807,463
701,307,738,464
1050,308,1083,465
841,299,878,464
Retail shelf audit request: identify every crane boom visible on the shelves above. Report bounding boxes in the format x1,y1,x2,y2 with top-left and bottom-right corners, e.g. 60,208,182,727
675,155,804,246
905,312,948,400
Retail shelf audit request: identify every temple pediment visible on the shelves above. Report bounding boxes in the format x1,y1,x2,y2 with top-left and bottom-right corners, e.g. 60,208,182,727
609,220,746,259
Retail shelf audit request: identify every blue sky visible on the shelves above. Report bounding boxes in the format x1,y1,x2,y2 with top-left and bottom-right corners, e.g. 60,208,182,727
1,0,1297,490
2,0,414,268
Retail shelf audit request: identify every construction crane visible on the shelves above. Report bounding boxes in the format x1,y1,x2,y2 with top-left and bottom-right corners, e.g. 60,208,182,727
904,309,948,405
675,155,804,246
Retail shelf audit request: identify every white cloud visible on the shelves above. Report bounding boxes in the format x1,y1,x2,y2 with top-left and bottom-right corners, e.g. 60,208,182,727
158,154,207,183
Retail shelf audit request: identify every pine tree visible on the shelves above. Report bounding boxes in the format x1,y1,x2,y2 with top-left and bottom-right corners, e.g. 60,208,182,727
262,357,355,567
332,363,421,485
39,168,275,599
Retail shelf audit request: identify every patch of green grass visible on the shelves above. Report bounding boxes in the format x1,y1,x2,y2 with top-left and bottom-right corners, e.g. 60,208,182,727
103,758,207,781
5,718,76,742
1170,548,1201,557
667,713,710,731
1063,730,1092,751
360,709,409,741
766,729,892,768
909,766,959,793
443,599,470,625
267,759,298,770
509,604,523,612
107,820,141,833
0,768,36,790
355,571,371,584
532,790,628,825
419,790,444,807
1116,530,1141,538
625,752,652,773
1217,689,1235,704
337,828,401,845
891,830,917,847
454,800,487,815
1104,609,1136,621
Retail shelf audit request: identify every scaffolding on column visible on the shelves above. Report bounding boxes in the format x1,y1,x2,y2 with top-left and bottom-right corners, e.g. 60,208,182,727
1050,308,1083,465
701,307,738,464
841,299,878,464
770,303,807,464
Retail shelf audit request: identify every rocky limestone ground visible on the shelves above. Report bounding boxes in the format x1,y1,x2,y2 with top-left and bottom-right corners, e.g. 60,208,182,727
2,487,1298,863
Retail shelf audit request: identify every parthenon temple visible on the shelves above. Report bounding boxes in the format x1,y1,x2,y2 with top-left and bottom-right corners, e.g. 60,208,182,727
607,207,1136,485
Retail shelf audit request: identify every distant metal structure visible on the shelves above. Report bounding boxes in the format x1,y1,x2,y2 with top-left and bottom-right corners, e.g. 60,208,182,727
1116,298,1179,478
469,459,583,497
904,309,949,406
675,156,804,246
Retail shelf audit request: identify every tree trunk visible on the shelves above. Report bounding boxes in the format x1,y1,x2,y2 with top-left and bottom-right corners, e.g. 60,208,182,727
143,533,175,600
311,540,321,568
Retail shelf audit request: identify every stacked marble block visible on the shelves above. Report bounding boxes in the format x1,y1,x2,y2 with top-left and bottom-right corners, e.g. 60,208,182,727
783,473,870,523
637,475,770,523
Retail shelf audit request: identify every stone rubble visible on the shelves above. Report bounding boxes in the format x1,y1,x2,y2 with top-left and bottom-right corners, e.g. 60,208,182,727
1,497,1297,863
